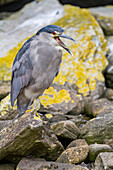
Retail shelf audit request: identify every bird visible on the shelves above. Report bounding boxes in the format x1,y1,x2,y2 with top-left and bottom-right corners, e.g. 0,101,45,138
11,25,76,118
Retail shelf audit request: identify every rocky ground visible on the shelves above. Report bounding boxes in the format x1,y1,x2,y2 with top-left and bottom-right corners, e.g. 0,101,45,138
1,0,113,170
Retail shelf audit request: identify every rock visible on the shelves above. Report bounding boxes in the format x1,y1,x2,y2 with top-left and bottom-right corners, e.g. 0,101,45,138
0,112,64,163
51,120,80,147
0,82,10,101
80,104,113,144
84,98,112,117
66,114,87,127
39,84,84,115
16,158,89,170
89,6,113,35
0,120,12,131
67,139,88,149
89,144,112,162
56,140,89,164
94,152,113,170
0,164,15,170
104,88,113,101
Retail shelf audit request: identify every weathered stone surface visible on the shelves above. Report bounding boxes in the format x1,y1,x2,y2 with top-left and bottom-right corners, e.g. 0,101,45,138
89,144,112,162
57,140,89,164
104,88,113,101
67,139,88,149
0,112,64,163
89,6,113,35
0,164,15,170
66,115,87,127
94,152,113,170
0,82,10,101
84,98,112,117
80,104,113,144
51,120,80,145
16,158,89,170
39,84,84,115
0,120,11,131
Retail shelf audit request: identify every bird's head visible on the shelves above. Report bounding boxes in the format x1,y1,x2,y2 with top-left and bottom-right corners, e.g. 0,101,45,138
37,25,76,55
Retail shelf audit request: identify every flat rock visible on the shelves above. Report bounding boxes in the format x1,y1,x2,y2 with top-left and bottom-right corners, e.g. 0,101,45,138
56,140,89,164
80,104,113,144
89,144,112,162
16,158,89,170
94,152,113,170
84,98,112,117
0,112,64,163
89,6,113,35
51,120,80,147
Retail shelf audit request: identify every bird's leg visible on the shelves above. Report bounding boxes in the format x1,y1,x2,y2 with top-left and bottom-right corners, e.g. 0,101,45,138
25,99,43,122
33,99,43,121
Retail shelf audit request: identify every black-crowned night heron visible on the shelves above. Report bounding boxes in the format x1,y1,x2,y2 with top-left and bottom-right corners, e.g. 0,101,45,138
11,25,75,118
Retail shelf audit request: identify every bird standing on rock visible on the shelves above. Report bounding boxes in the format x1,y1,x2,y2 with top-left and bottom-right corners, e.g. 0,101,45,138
11,25,76,118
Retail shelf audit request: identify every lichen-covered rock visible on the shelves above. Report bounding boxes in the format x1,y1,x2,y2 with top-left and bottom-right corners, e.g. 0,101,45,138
56,141,89,164
39,84,84,115
94,152,113,170
89,6,113,35
51,120,80,146
80,104,113,144
84,98,112,117
16,158,89,170
66,139,88,149
0,112,64,163
89,144,112,162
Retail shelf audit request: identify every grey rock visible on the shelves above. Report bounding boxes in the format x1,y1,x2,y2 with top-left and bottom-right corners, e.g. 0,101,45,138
94,152,113,170
0,112,64,163
0,120,12,131
16,158,88,170
84,98,112,117
80,104,113,144
89,144,112,162
0,164,15,170
89,6,113,35
51,120,80,141
0,0,63,58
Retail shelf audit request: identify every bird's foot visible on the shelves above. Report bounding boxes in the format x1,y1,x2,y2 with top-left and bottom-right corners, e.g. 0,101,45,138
33,110,43,123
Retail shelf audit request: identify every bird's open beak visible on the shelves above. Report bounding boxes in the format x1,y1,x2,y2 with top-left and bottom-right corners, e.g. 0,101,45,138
54,34,76,55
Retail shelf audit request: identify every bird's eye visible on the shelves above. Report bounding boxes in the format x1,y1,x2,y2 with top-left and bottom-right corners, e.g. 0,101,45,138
52,32,56,35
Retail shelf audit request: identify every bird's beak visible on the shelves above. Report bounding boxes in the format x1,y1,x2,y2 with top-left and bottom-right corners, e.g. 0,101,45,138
54,34,76,55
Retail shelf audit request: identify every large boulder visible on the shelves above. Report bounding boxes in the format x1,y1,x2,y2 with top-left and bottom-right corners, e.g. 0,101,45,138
0,112,64,163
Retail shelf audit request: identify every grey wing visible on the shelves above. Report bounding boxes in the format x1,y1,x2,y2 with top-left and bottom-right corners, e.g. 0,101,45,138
11,44,33,107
